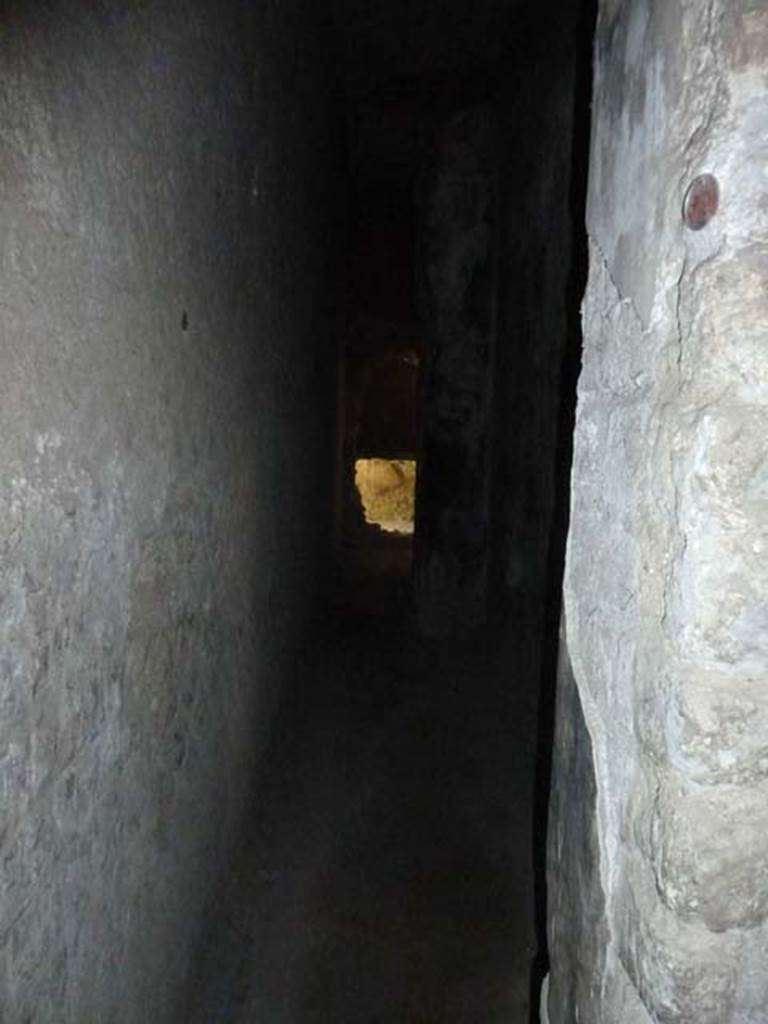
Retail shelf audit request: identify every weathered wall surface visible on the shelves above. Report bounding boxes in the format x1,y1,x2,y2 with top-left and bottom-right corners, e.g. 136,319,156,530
491,0,583,632
0,3,342,1020
413,105,498,633
548,1,768,1021
411,0,584,635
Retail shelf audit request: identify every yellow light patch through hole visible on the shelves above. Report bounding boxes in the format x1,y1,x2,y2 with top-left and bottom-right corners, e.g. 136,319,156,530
354,458,416,535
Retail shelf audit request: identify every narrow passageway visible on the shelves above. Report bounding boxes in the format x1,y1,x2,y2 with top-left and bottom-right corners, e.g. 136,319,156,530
187,542,539,1022
186,2,593,1017
0,2,595,1020
4,1,763,1019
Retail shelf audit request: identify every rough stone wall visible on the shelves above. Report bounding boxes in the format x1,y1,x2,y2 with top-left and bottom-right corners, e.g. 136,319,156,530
0,3,342,1021
548,2,768,1021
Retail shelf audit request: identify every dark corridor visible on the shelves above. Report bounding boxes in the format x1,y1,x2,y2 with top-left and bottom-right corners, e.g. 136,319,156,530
186,1,595,1020
5,2,763,1020
0,0,595,1020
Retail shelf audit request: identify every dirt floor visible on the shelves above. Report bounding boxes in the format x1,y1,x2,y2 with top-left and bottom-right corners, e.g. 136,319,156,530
186,533,541,1023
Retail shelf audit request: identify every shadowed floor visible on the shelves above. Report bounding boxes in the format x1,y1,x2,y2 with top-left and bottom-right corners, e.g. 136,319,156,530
186,544,539,1023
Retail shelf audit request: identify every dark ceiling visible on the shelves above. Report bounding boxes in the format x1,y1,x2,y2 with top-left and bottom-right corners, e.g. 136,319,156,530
334,0,528,98
335,0,586,356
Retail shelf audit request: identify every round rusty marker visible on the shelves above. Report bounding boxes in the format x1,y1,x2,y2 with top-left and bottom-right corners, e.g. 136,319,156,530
683,174,719,231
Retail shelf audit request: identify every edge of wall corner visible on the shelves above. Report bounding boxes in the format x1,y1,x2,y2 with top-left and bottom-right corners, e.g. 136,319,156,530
539,973,550,1024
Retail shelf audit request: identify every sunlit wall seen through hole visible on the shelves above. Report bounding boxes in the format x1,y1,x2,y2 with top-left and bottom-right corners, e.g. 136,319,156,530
354,458,416,535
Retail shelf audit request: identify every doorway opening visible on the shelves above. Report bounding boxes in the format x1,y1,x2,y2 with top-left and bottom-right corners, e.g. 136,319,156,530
341,340,422,588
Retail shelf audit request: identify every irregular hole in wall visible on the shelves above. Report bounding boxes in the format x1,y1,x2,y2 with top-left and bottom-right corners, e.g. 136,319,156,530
354,458,417,534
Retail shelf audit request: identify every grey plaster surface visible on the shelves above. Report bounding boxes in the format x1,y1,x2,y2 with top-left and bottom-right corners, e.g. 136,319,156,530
0,3,342,1019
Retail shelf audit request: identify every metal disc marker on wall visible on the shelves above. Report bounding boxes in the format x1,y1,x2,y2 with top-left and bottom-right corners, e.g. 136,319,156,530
682,174,719,231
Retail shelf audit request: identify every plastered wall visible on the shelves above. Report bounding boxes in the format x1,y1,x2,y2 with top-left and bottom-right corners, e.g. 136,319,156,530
0,3,342,1020
548,2,768,1021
